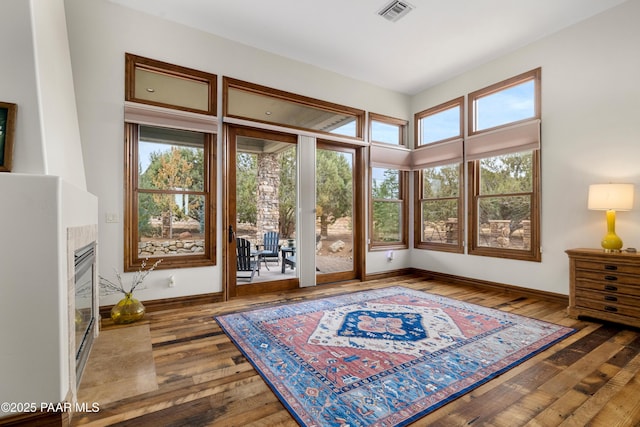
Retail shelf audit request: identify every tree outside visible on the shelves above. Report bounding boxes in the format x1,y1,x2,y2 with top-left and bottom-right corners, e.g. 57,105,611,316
372,168,401,242
138,139,205,250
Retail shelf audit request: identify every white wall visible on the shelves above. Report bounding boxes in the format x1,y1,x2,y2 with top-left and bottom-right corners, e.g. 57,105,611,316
410,0,640,294
31,0,87,189
64,0,411,302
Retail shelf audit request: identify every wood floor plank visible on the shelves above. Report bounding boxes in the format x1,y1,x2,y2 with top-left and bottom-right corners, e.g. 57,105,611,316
70,275,640,426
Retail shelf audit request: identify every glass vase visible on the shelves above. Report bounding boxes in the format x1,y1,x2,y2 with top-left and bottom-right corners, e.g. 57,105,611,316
111,292,145,324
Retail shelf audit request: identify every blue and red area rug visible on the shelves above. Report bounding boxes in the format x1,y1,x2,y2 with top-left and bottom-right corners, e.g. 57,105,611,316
216,286,575,426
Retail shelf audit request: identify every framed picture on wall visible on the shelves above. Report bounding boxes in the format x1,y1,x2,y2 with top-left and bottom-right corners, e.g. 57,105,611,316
0,101,16,172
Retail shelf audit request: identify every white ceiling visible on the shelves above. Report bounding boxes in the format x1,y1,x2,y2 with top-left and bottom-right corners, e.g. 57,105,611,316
110,0,627,95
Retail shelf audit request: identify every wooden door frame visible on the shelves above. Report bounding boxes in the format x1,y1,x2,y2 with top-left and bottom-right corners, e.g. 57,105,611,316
223,124,299,300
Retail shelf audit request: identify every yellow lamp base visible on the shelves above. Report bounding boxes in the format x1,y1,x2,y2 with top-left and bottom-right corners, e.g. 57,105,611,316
601,209,623,253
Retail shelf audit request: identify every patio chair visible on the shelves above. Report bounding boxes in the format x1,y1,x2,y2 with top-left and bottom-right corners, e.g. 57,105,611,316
236,237,260,282
256,231,280,269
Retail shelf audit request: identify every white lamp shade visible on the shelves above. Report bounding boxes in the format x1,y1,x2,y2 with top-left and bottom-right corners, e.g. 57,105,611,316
588,183,634,211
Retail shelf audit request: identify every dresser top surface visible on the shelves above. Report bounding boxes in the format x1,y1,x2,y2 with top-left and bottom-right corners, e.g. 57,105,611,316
566,248,640,260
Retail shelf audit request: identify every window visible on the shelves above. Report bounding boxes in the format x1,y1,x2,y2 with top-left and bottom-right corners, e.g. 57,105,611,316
125,53,216,116
416,163,463,252
370,167,408,249
369,113,407,146
224,77,365,140
124,54,217,271
416,97,463,146
368,114,409,250
413,97,464,253
125,124,216,271
467,68,541,261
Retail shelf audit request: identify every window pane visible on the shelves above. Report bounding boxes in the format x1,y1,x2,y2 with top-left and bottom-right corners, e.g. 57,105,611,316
373,201,402,242
138,193,206,258
372,168,399,199
479,151,532,196
236,152,258,225
138,126,205,191
422,164,459,198
475,80,535,131
477,195,531,250
227,87,359,137
371,120,401,145
421,200,459,245
134,67,210,112
316,148,354,274
420,105,460,145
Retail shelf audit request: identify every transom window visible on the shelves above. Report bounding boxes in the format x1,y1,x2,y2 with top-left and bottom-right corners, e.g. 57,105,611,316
224,77,365,140
416,97,463,146
469,69,540,135
369,113,407,146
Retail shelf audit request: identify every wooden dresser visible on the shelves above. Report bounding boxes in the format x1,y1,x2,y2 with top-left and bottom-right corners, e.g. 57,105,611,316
566,248,640,328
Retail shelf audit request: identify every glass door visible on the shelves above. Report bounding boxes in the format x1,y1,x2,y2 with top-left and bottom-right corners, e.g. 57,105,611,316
225,125,299,298
315,141,363,284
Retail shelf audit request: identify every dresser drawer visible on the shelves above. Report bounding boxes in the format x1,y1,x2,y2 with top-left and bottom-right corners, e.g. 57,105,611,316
574,295,640,319
575,259,640,276
574,271,640,287
575,287,640,305
575,278,639,296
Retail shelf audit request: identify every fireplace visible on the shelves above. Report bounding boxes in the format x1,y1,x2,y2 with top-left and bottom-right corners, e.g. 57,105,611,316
67,224,99,399
74,241,97,384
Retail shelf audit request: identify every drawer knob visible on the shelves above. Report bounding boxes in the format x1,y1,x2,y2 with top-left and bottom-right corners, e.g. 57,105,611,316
604,285,618,291
604,275,618,281
604,295,618,302
604,264,618,271
604,306,618,312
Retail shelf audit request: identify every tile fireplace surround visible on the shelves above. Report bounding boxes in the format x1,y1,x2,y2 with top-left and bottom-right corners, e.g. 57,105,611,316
67,224,98,403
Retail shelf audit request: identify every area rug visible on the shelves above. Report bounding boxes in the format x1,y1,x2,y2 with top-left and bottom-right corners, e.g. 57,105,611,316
215,286,575,426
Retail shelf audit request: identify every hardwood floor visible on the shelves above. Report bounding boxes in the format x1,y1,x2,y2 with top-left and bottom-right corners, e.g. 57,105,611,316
71,275,640,426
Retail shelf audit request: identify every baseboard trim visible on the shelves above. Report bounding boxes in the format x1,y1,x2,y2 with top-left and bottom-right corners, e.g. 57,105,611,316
99,291,224,319
365,268,415,281
413,268,568,305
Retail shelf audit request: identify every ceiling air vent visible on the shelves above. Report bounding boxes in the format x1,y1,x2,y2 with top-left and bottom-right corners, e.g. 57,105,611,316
377,0,414,22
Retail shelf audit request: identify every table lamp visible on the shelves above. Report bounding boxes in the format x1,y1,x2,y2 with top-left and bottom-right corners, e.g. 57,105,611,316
588,183,634,252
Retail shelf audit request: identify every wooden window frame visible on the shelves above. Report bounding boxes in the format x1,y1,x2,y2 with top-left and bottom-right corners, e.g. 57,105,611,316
414,164,464,253
467,68,541,262
369,112,408,146
369,167,409,251
223,77,365,141
125,53,217,116
124,124,217,272
468,68,541,136
413,97,464,253
415,96,464,147
467,150,540,262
